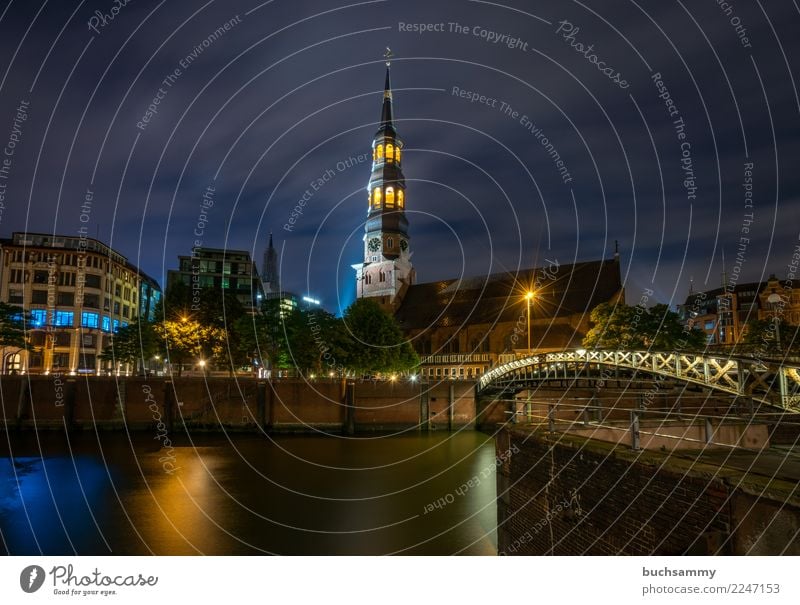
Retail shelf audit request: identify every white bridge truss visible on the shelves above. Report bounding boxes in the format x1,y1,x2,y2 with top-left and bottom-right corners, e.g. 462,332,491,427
478,350,800,411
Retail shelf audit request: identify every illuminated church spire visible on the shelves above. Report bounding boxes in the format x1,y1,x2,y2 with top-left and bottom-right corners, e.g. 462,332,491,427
352,53,415,310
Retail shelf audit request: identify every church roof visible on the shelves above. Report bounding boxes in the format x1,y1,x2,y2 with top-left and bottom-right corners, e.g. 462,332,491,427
395,257,622,330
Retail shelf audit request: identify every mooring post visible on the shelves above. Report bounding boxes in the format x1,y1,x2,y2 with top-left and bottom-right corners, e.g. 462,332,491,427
64,378,77,430
448,383,455,431
345,381,355,435
630,411,640,450
256,381,266,431
163,380,174,433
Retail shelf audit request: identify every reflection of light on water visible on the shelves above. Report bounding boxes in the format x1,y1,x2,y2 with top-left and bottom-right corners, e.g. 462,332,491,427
0,456,109,555
131,448,224,555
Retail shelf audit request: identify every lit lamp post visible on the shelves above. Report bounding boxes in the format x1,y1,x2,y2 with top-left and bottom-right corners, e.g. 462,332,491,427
526,291,535,352
198,359,206,374
767,293,783,352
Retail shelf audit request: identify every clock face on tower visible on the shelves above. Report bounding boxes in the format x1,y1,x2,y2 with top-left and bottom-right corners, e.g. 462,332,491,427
367,237,381,252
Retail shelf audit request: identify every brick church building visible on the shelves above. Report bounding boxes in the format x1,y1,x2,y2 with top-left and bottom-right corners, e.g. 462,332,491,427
353,62,624,379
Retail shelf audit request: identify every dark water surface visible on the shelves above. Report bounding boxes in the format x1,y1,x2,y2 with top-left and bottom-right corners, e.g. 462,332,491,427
0,431,497,555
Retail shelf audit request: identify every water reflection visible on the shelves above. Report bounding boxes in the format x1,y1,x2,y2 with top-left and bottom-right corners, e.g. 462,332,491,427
0,432,497,555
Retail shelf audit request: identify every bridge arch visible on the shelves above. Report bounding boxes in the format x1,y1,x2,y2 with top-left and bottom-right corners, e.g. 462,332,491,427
478,349,800,410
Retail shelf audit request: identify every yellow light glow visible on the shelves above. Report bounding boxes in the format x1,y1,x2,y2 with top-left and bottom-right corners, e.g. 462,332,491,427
397,190,404,208
385,187,395,207
526,291,534,300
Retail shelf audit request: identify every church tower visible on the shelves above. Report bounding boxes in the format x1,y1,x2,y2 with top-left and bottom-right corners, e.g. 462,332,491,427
353,61,415,310
262,232,279,294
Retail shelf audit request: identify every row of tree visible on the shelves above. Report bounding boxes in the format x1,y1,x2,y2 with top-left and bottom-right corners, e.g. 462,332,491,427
99,284,419,376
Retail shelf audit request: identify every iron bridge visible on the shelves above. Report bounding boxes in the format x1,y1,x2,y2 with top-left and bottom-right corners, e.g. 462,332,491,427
478,350,800,410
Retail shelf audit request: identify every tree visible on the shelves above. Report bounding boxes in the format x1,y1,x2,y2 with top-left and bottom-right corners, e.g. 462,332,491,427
0,302,31,349
99,320,160,373
583,302,706,351
741,318,800,357
339,298,419,374
153,316,223,376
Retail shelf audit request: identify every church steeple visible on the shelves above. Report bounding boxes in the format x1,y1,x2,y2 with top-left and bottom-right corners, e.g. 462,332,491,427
352,57,415,310
378,66,395,135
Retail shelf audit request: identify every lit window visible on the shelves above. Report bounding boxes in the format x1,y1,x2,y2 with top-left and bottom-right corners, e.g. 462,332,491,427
54,311,74,327
30,309,47,327
372,188,382,208
397,190,404,208
112,319,120,333
385,187,395,207
375,144,384,161
386,143,394,163
395,146,401,162
102,316,111,332
81,312,99,329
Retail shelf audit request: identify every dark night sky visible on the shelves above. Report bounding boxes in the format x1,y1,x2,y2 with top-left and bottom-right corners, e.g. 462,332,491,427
0,0,799,314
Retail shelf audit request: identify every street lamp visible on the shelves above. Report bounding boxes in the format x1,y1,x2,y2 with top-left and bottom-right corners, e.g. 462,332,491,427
767,293,783,351
525,291,535,351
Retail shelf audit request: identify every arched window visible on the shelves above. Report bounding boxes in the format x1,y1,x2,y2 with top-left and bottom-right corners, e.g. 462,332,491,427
397,190,404,208
385,187,395,207
379,271,386,283
385,143,394,163
372,187,382,208
375,144,384,161
395,146,401,163
365,273,372,285
387,237,393,249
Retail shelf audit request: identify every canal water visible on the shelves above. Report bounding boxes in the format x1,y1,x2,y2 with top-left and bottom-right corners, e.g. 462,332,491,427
0,431,497,555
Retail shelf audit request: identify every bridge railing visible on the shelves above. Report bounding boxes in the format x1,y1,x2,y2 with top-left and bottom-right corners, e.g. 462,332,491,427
478,349,800,410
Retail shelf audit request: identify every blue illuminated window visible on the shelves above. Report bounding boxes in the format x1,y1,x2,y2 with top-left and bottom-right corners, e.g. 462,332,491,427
30,309,47,327
54,311,74,327
112,319,120,333
81,312,99,329
121,321,129,329
101,316,111,332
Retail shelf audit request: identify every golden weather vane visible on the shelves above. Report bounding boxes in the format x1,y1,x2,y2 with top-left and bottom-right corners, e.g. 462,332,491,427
384,47,393,67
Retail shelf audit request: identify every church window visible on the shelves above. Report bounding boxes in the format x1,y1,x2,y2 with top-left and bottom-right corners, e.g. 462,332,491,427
387,237,393,249
365,273,372,285
379,271,386,282
397,190,404,208
395,146,401,163
385,187,395,207
386,143,394,163
375,144,384,161
372,187,382,208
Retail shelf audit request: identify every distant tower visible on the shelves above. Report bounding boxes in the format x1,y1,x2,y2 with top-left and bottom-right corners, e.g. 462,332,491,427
352,55,415,310
262,232,279,294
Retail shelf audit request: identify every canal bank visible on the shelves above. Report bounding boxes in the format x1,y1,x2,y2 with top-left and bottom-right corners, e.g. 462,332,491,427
496,424,800,555
0,376,496,434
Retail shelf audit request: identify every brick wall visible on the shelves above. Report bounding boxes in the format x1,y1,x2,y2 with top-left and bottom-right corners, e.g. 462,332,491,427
497,426,800,555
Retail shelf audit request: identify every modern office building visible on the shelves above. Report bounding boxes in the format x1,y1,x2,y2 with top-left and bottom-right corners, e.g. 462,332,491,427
167,247,264,312
0,231,161,374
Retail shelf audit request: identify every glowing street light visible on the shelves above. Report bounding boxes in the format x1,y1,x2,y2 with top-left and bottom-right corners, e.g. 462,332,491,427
525,291,535,351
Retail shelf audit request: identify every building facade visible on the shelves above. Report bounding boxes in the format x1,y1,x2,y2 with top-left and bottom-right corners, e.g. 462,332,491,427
352,64,415,311
680,274,800,346
395,257,624,380
0,231,161,374
167,247,264,312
